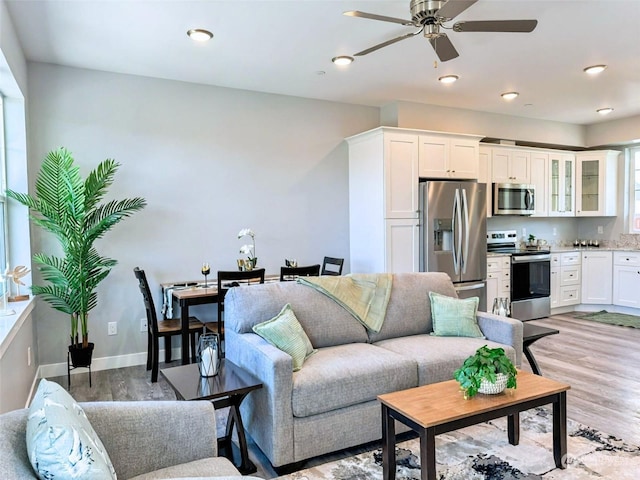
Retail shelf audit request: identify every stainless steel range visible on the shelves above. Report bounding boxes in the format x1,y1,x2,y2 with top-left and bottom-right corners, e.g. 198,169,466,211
487,230,551,321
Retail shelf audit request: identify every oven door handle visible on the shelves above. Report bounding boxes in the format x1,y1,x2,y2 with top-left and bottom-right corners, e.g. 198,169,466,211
454,282,485,292
511,254,551,263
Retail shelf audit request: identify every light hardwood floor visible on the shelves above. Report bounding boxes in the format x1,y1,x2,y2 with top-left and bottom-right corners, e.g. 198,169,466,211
46,313,640,478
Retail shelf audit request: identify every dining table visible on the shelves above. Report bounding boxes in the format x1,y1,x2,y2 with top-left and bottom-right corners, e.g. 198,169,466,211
161,275,279,364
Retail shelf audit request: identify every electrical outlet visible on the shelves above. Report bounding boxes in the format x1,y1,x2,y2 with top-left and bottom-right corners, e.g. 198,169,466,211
597,225,604,234
522,227,527,238
140,317,148,332
553,227,557,236
108,321,117,336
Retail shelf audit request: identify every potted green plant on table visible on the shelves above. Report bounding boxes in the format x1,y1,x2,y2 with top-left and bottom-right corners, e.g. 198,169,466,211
7,148,146,368
453,345,517,399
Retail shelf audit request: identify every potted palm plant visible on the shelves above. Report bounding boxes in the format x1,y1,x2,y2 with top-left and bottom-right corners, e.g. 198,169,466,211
6,148,146,367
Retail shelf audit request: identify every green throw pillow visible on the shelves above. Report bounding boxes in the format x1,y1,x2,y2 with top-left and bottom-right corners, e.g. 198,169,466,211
253,303,316,371
26,379,117,480
429,291,485,338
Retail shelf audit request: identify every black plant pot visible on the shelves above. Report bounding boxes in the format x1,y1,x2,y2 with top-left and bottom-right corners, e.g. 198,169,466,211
68,342,94,367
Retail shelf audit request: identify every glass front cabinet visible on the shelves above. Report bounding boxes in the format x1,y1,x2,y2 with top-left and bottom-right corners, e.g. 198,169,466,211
575,150,620,216
549,153,575,217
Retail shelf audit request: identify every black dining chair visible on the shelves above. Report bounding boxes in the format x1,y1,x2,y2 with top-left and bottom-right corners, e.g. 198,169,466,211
280,264,321,281
133,267,204,382
321,256,344,276
214,268,266,357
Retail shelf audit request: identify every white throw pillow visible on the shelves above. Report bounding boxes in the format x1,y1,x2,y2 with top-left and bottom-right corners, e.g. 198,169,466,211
26,379,117,480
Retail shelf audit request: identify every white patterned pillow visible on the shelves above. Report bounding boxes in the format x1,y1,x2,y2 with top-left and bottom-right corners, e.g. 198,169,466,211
26,379,117,480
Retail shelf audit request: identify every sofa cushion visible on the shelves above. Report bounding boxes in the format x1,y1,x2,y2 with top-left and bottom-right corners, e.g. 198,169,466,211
429,292,484,338
368,272,458,343
374,335,517,385
128,457,240,480
225,281,369,347
26,379,116,480
252,303,316,371
291,343,418,418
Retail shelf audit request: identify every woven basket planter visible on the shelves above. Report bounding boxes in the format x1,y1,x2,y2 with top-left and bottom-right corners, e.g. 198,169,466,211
478,372,508,395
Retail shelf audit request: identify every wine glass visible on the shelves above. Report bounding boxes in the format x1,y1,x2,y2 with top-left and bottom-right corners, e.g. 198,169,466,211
201,262,211,288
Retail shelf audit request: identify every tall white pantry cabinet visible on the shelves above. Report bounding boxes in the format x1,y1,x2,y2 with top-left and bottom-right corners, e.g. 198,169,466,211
346,127,481,273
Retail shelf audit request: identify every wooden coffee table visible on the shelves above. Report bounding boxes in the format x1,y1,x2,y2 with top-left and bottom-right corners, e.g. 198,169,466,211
160,360,263,474
378,370,570,480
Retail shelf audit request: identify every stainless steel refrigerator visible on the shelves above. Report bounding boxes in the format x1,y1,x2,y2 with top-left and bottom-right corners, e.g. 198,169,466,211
419,181,487,312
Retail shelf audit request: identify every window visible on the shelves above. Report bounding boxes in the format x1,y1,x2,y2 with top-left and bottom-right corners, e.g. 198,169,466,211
629,146,640,234
0,94,7,274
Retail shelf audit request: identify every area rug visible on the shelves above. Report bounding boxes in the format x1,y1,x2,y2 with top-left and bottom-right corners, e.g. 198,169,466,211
577,310,640,328
276,408,640,480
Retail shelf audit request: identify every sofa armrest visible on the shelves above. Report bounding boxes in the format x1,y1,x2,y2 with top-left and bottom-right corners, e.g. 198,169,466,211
81,400,218,480
476,312,524,367
225,329,295,467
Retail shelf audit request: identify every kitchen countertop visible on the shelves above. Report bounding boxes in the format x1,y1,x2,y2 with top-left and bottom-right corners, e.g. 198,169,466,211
488,247,640,256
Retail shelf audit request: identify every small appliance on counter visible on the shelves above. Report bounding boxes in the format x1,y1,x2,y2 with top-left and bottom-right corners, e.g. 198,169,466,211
487,230,551,321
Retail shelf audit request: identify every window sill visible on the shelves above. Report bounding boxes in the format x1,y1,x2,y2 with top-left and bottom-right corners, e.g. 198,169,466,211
0,297,35,358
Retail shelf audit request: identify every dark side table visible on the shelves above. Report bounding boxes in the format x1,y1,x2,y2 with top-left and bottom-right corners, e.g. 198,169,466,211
160,359,263,474
523,322,560,376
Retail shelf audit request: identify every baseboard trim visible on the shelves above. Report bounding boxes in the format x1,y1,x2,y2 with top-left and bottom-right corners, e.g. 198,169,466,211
38,347,182,378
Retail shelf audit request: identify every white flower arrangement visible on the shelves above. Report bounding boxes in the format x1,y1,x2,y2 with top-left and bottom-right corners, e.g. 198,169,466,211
238,228,257,267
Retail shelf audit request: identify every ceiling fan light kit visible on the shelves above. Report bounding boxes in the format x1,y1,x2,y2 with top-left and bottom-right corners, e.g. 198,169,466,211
438,74,459,84
344,0,538,63
332,56,354,66
584,64,607,75
187,29,213,42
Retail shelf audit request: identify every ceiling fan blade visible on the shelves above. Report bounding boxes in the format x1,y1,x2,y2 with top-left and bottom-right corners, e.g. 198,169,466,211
354,32,419,56
343,10,416,27
453,19,538,33
429,34,459,62
436,0,478,21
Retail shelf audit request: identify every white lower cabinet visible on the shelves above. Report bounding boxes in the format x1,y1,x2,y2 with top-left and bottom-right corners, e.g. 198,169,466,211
559,251,581,307
550,254,560,308
384,219,419,273
613,252,640,308
486,255,510,310
581,251,613,304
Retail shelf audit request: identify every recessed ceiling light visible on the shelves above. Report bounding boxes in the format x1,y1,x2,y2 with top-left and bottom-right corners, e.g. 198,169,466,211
332,56,354,66
583,64,607,75
501,92,519,100
187,29,213,42
438,75,459,84
597,107,614,115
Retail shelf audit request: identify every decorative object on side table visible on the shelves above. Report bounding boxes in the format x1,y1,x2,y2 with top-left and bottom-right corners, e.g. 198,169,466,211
6,148,146,377
197,333,220,376
201,262,210,288
454,345,517,399
238,227,257,270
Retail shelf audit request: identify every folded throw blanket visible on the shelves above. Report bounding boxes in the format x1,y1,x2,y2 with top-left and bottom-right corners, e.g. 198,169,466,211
297,274,393,333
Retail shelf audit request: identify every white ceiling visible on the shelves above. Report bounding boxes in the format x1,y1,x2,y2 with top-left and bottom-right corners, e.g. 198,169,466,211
5,0,640,126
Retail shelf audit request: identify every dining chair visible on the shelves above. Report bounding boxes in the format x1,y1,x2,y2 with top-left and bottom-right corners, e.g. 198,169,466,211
321,256,344,276
280,264,321,281
214,268,265,357
133,267,204,382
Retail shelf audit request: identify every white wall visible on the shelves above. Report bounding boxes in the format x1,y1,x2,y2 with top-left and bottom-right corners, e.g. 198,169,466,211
586,115,640,147
384,101,587,147
26,62,379,367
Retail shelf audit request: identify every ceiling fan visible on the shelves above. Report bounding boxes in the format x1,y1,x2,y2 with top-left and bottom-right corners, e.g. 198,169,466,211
344,0,538,62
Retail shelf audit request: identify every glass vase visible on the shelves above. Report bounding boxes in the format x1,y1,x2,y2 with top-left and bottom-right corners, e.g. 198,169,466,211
197,333,219,377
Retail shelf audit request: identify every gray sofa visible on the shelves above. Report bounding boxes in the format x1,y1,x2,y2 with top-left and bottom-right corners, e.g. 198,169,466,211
225,272,523,468
0,399,261,479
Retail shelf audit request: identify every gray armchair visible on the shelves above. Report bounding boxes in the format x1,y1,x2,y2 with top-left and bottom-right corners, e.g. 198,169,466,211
0,399,262,479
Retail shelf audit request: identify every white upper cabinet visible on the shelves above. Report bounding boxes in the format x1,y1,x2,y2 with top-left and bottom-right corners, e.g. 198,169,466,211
575,150,620,217
418,134,479,179
529,151,548,216
549,153,575,217
491,149,530,184
384,133,419,218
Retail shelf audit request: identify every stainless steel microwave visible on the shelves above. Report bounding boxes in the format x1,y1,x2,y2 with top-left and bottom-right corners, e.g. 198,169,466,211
493,183,535,215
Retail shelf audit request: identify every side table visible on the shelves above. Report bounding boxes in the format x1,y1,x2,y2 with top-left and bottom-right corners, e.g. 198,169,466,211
522,322,559,376
160,359,263,474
